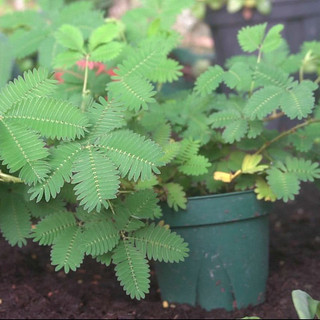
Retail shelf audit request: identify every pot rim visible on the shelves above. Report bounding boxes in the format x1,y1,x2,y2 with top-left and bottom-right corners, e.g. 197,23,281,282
187,189,255,202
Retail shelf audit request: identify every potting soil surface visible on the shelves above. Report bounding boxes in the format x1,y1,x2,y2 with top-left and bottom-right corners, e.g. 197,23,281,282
0,183,319,319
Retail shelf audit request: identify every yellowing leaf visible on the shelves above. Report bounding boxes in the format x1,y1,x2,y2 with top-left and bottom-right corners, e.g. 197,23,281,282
254,177,277,202
213,170,241,183
241,154,268,174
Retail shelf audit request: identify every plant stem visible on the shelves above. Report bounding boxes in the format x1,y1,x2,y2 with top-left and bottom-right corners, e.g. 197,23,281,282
0,171,23,183
314,76,320,84
80,54,90,112
156,82,163,93
299,66,304,82
264,111,285,122
55,69,83,80
107,200,116,215
255,118,320,155
249,46,263,97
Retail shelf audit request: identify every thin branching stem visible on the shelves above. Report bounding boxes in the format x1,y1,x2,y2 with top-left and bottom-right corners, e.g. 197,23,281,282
81,54,90,112
0,171,23,183
255,118,320,155
249,45,263,97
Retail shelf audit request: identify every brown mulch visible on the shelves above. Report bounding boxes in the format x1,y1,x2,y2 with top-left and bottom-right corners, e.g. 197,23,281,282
0,183,319,319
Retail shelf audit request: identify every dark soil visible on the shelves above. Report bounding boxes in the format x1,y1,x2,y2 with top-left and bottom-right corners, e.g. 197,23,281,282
0,183,319,319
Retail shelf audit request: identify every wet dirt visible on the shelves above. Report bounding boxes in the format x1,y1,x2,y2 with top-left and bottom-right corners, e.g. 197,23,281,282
0,183,319,319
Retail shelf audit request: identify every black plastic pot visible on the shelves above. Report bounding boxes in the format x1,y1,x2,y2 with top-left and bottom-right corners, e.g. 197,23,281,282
205,0,320,65
155,191,270,311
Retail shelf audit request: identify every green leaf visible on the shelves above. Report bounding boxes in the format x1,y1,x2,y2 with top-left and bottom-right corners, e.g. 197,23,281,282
26,198,66,218
146,58,183,83
210,110,242,128
29,143,82,202
223,62,252,91
5,97,89,140
194,65,224,96
0,10,42,29
244,86,283,120
262,24,284,53
32,211,77,246
89,23,120,51
54,51,84,69
152,123,171,147
94,252,113,266
285,157,320,182
124,190,159,219
0,190,31,247
165,182,187,211
90,42,124,63
72,147,120,212
39,37,63,69
82,220,120,256
88,98,126,139
267,167,300,202
0,34,12,88
237,23,267,53
113,205,144,232
0,67,56,115
254,177,277,202
178,155,210,176
10,28,50,59
132,223,189,263
176,139,200,163
113,241,150,300
222,119,248,143
247,121,264,139
19,160,50,185
254,63,293,89
292,290,320,320
289,124,320,152
107,76,156,111
0,119,48,173
280,81,316,120
55,24,84,52
160,141,181,165
51,226,84,273
97,130,164,181
115,38,168,79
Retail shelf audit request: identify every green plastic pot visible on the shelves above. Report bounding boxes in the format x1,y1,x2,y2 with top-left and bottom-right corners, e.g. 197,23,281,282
155,190,270,311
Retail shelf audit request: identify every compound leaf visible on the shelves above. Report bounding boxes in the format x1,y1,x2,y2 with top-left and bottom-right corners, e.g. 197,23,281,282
72,147,120,212
0,67,56,115
113,241,150,300
33,211,77,246
267,167,300,202
0,119,48,173
244,86,283,120
132,223,189,263
97,130,164,181
82,220,120,256
90,42,124,63
55,24,84,52
280,81,316,120
5,97,89,140
164,182,187,211
51,226,84,273
89,23,120,51
29,142,82,202
238,23,267,53
0,190,31,247
194,65,224,96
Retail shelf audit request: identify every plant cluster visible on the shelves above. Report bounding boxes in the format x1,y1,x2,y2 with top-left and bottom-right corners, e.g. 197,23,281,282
139,23,320,210
1,0,320,302
0,0,195,300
